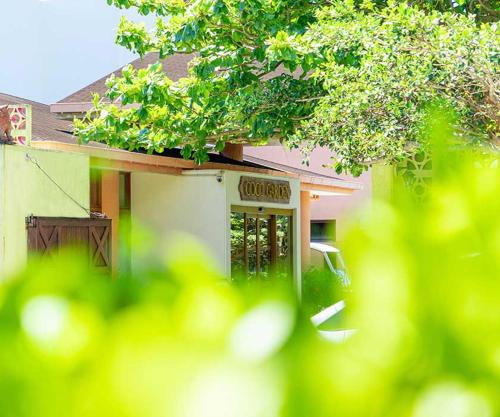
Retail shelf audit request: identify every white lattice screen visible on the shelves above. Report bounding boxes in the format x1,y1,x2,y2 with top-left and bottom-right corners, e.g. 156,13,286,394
396,151,433,198
7,105,32,145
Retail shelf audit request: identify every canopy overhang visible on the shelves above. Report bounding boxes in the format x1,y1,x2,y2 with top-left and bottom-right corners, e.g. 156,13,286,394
31,141,361,196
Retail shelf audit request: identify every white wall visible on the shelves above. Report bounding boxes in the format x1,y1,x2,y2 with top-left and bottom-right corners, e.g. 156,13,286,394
131,171,228,273
131,169,302,290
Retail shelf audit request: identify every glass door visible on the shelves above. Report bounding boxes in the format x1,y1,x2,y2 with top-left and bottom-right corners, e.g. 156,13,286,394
231,206,293,281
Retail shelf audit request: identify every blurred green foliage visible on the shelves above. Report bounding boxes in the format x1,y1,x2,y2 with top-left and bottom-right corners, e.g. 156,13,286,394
302,267,349,316
1,119,500,416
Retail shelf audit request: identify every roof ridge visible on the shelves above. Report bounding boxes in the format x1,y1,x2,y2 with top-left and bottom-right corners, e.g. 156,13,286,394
57,52,159,104
0,92,49,107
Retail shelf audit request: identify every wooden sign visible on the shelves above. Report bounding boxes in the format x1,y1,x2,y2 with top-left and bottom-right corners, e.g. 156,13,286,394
239,176,291,204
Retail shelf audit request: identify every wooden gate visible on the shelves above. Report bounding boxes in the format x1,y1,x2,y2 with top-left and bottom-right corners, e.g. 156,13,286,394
26,216,112,272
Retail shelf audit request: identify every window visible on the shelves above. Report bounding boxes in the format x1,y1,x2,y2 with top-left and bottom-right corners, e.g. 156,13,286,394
311,220,336,242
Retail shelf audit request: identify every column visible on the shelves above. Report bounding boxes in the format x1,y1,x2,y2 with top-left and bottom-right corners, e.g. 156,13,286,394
300,190,311,271
101,170,120,274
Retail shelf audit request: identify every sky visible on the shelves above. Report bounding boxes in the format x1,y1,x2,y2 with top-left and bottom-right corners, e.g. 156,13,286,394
0,0,154,104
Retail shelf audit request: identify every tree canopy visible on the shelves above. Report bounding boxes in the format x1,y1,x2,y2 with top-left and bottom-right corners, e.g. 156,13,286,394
75,0,499,175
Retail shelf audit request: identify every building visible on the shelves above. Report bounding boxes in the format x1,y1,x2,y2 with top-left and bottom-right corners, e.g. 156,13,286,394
0,91,361,292
244,146,373,242
50,52,372,244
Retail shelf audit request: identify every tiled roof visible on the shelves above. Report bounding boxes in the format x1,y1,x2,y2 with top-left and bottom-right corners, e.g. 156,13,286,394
0,93,74,143
58,53,192,104
57,52,292,105
0,92,273,168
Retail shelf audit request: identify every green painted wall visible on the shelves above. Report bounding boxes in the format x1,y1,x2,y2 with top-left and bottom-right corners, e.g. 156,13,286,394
0,145,90,278
0,147,4,276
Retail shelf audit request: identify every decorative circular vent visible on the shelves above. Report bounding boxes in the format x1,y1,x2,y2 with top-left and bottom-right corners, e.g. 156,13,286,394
396,151,433,199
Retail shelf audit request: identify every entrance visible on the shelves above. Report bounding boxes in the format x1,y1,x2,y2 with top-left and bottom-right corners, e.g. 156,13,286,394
231,206,293,280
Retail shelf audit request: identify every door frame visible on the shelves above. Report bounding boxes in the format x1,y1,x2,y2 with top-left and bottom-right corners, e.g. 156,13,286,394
230,205,294,278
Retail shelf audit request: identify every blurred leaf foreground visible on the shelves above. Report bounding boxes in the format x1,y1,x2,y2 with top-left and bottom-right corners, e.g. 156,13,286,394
0,117,499,417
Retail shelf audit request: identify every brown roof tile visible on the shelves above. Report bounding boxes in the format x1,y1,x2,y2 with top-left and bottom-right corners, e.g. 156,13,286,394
58,53,192,104
57,51,293,106
0,93,75,143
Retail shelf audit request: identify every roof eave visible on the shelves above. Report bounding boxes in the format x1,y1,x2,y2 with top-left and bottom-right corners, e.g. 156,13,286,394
50,103,93,120
31,141,361,195
30,141,298,178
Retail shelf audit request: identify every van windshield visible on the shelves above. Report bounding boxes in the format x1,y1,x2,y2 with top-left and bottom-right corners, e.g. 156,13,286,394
325,252,350,287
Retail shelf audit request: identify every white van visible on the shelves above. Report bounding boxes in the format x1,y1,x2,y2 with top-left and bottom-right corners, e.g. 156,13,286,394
310,242,350,287
311,300,356,343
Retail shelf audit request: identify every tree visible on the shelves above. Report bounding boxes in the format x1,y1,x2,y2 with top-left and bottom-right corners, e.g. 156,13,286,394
75,0,499,175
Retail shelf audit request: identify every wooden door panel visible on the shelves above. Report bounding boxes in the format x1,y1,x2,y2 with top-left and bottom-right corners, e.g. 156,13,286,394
27,217,111,272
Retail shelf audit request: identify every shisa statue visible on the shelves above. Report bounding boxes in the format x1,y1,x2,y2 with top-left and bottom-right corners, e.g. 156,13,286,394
0,106,15,144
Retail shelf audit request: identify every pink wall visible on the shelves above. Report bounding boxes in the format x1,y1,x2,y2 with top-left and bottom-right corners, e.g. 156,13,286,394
244,145,372,239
